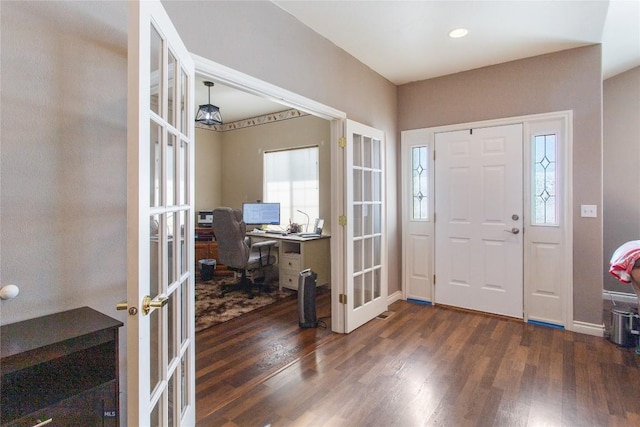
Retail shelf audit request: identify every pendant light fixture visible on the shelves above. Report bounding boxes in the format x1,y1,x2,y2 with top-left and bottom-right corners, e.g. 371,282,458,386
195,81,223,125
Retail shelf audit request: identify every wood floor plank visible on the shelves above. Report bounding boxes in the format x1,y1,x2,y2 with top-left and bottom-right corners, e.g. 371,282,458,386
196,298,640,426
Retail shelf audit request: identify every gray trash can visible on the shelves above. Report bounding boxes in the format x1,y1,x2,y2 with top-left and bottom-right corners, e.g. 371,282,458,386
610,308,635,347
198,259,216,281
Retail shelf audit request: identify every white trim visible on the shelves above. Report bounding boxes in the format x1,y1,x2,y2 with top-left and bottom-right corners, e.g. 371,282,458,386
191,54,349,333
572,320,605,337
192,54,346,121
603,290,639,305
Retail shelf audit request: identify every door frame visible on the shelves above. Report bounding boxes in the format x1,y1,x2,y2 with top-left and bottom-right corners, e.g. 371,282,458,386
191,54,351,333
401,111,574,330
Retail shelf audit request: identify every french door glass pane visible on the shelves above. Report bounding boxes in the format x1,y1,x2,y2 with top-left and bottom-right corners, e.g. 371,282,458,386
373,204,381,234
353,205,362,237
364,237,373,270
168,291,176,362
150,24,161,116
179,211,187,276
373,171,381,202
179,69,188,135
150,398,162,427
363,170,372,202
179,140,187,206
354,274,363,308
354,239,362,272
364,271,373,303
150,214,161,298
150,307,161,396
353,169,362,202
372,138,381,169
353,134,362,167
167,212,175,284
167,50,176,128
363,136,372,168
150,121,162,208
364,204,372,235
168,367,176,427
167,134,176,207
181,356,188,415
181,282,188,346
374,268,381,298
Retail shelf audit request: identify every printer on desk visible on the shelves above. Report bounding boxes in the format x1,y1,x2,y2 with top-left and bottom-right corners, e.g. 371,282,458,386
198,210,213,227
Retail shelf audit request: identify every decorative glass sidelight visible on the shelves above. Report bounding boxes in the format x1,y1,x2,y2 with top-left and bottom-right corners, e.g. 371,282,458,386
412,146,429,220
533,134,558,225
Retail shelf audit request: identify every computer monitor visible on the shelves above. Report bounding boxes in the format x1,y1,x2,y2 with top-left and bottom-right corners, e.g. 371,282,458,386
242,202,281,225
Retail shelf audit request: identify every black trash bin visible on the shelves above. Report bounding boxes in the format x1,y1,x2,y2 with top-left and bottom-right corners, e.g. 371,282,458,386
198,259,216,281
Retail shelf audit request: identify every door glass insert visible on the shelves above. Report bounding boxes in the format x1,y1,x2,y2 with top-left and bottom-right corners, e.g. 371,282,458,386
533,134,558,225
412,146,429,220
354,274,363,308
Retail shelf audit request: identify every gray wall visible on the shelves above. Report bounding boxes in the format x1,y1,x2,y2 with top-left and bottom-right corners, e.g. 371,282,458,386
603,66,640,293
195,127,223,213
398,45,604,325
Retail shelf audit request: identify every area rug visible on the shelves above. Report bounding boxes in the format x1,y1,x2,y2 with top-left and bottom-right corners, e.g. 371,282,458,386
195,275,295,332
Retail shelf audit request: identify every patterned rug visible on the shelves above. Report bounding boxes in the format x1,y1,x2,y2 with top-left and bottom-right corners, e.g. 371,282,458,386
195,275,296,332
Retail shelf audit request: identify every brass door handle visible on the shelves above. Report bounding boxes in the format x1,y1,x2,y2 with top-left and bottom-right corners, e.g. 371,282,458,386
142,295,168,315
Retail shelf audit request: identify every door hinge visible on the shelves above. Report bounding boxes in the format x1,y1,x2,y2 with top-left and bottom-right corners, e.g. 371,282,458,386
433,150,435,161
339,293,347,304
338,137,346,148
433,274,436,285
339,215,347,226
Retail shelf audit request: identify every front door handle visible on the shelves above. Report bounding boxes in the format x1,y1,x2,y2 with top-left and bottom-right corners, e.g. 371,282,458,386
505,227,520,235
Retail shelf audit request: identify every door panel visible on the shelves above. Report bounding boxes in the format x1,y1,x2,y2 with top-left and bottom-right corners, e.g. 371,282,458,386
400,130,434,303
345,120,387,332
435,124,523,318
127,1,195,425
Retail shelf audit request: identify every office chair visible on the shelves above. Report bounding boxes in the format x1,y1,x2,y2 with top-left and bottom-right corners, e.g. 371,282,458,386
212,207,277,298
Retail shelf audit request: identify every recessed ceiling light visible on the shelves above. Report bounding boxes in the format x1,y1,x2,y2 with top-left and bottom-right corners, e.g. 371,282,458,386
449,28,469,38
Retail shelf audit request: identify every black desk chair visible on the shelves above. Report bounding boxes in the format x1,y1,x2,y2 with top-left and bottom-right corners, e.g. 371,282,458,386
212,207,277,298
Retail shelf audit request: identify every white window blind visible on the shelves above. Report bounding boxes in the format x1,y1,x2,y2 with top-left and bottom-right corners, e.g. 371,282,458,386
264,146,319,230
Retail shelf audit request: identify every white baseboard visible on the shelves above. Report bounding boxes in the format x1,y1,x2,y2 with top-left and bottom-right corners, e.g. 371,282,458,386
572,320,605,337
387,290,403,305
603,290,638,305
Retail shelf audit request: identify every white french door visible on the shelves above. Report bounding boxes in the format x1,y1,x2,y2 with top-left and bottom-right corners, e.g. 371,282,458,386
344,120,387,332
434,124,523,318
126,1,196,425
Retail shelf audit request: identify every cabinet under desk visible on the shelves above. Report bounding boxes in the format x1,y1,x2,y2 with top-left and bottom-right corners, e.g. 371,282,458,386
247,232,331,291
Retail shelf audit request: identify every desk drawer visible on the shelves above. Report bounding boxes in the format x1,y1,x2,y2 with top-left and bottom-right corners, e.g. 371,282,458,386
280,271,299,290
280,254,301,272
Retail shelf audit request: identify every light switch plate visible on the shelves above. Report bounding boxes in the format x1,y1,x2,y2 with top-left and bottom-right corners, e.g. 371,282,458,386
580,204,597,218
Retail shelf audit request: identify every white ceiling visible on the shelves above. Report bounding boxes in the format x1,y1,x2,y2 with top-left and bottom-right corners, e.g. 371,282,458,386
198,0,640,122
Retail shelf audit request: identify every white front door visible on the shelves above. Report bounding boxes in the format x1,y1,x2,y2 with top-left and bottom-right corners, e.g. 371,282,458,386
344,120,387,332
126,1,196,425
434,124,523,318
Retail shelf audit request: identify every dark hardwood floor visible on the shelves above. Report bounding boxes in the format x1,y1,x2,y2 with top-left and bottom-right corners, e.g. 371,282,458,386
196,296,640,426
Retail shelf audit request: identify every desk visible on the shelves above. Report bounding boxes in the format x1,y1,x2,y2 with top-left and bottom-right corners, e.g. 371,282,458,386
247,232,331,291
